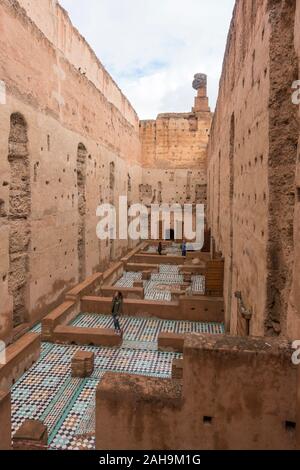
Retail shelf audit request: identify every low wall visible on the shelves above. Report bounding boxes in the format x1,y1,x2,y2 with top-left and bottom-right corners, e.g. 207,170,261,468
124,263,159,273
96,373,183,450
96,335,300,450
179,296,224,323
132,254,185,265
121,242,149,264
81,296,179,319
158,333,185,353
0,390,11,450
66,273,103,301
179,265,206,275
101,286,144,300
186,252,211,262
81,296,224,323
0,333,41,391
181,335,299,450
41,301,80,342
102,262,124,287
52,326,122,348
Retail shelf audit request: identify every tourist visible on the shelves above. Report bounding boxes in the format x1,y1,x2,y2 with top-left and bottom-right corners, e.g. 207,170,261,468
181,240,187,257
158,242,163,255
111,291,123,335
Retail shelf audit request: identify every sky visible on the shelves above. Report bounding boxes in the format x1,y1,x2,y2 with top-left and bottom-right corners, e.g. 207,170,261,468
59,0,235,119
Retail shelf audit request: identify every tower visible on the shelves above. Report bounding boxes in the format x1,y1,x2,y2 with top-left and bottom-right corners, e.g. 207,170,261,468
192,73,210,113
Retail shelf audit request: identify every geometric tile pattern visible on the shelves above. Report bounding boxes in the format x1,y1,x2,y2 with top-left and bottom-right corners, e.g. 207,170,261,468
144,265,183,301
114,272,142,288
30,323,42,334
113,265,206,301
71,314,225,343
12,315,225,450
144,283,172,301
191,275,205,294
159,264,180,275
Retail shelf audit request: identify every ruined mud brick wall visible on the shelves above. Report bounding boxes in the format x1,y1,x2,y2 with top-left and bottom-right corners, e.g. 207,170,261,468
207,0,300,339
139,77,212,209
0,0,142,342
0,390,11,450
288,1,300,340
96,335,300,450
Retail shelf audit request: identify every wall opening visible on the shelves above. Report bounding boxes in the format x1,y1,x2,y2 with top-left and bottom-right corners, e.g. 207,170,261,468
285,421,296,432
203,416,213,426
166,229,175,241
77,143,87,282
0,199,6,217
246,318,250,337
8,113,31,328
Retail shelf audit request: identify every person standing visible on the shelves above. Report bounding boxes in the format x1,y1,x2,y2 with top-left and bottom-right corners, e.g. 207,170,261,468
181,240,187,257
111,291,123,335
158,242,163,256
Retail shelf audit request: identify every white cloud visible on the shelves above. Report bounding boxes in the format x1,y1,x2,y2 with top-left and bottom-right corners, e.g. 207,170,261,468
59,0,235,119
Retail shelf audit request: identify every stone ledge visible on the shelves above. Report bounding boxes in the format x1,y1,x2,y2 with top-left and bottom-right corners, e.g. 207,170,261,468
65,273,103,301
158,332,185,353
81,295,225,323
13,419,48,451
121,242,148,264
41,301,79,341
0,333,41,391
101,286,144,300
52,325,122,347
184,334,293,357
102,262,124,285
97,372,183,405
0,390,11,450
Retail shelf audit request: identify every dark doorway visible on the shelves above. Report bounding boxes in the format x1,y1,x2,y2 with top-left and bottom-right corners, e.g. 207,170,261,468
165,229,175,240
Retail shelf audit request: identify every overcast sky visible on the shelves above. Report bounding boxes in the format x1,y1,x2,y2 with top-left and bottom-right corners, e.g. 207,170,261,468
59,0,235,119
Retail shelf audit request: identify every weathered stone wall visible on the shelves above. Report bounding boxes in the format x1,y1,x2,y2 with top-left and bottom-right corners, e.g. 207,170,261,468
140,82,212,208
207,0,300,339
0,0,142,342
17,0,138,128
288,0,300,340
0,390,11,450
96,335,300,450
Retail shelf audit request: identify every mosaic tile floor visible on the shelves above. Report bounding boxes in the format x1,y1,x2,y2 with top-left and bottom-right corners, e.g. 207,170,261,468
30,323,42,334
115,266,206,301
144,265,183,301
115,271,142,288
71,314,225,344
191,275,205,294
12,315,224,450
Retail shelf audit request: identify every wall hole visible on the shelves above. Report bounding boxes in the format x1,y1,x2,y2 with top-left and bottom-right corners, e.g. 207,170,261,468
203,416,213,426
